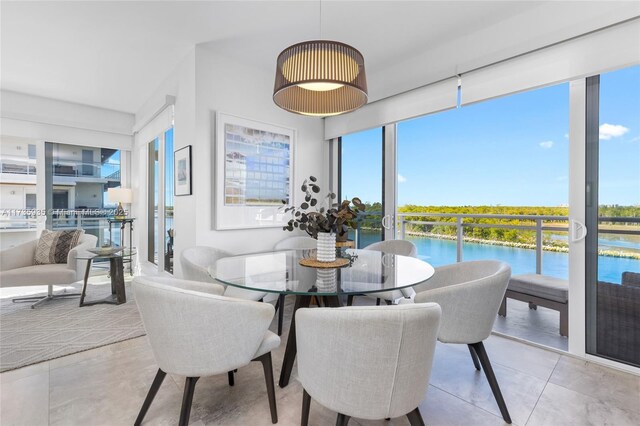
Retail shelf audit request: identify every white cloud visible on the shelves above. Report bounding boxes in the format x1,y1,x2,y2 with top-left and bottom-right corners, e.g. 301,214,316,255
564,133,569,139
397,174,407,183
539,140,554,149
599,123,629,140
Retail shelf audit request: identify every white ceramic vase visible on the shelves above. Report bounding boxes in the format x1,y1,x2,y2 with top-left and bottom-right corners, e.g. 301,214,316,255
316,232,336,262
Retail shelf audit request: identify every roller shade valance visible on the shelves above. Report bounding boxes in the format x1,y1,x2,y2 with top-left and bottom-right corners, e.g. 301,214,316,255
461,18,640,106
324,77,458,140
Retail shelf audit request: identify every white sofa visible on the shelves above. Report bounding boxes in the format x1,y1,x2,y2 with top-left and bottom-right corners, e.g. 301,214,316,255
0,233,98,308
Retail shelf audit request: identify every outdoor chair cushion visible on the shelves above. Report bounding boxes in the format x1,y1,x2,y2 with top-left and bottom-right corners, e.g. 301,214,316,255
0,264,76,287
508,274,568,303
34,229,84,265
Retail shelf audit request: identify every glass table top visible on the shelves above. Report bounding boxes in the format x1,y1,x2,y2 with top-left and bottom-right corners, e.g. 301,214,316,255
211,249,435,296
77,248,137,260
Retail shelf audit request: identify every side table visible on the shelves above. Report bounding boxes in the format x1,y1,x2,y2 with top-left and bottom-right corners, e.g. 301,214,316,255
78,250,136,307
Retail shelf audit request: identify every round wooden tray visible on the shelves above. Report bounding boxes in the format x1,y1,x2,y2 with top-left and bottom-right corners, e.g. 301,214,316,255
299,257,350,268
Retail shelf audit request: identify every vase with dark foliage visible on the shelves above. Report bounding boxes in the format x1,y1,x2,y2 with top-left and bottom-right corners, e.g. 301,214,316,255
281,176,365,243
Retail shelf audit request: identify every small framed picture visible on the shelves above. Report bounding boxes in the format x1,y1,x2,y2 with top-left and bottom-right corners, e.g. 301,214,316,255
174,145,192,196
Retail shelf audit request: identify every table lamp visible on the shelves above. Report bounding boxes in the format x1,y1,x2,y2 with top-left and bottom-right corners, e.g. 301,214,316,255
108,188,133,219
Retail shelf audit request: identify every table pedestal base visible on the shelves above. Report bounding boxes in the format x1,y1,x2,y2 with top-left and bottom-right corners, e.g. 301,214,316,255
278,294,342,388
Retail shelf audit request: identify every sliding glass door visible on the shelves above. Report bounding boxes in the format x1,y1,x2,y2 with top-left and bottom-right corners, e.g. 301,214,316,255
339,127,384,248
586,65,640,367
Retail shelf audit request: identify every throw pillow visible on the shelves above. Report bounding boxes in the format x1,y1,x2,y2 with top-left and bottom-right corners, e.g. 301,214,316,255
34,229,85,265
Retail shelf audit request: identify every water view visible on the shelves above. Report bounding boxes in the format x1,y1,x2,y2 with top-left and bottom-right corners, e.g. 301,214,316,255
357,230,639,283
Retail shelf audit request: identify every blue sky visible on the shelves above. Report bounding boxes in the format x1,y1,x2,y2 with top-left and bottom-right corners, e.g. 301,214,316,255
341,65,639,207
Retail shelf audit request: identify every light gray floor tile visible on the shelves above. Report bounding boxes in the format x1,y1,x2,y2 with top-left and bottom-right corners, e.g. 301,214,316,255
0,359,49,384
527,382,639,426
482,335,561,381
548,356,640,415
0,370,49,426
430,342,546,426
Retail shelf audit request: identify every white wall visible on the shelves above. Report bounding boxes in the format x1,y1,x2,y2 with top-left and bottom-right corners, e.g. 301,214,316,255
133,46,326,276
191,45,325,254
1,91,134,150
133,50,197,274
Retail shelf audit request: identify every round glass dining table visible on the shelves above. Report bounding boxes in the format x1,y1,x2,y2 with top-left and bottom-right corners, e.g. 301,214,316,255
210,249,435,387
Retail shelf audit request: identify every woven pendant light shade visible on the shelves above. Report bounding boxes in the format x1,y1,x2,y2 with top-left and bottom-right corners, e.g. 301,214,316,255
273,40,368,116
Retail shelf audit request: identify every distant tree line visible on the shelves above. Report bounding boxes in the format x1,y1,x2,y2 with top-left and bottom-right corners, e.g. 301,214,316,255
356,204,639,247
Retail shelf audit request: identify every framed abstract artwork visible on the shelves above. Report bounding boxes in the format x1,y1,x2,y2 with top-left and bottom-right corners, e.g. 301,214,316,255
174,145,192,196
215,112,295,230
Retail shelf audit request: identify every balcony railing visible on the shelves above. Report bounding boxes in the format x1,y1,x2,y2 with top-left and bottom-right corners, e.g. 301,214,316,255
0,155,36,175
0,155,120,180
351,212,640,275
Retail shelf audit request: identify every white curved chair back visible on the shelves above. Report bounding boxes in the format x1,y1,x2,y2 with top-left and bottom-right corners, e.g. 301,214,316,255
413,260,511,344
81,233,98,247
296,304,441,420
180,246,231,283
364,240,417,258
133,276,275,377
273,236,316,250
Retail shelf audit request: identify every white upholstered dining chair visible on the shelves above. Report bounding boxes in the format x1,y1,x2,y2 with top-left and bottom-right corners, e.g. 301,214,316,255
180,246,267,301
348,239,418,306
133,276,280,426
296,304,442,425
413,260,512,424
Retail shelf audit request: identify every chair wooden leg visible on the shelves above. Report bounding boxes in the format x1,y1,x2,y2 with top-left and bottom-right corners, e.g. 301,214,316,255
498,296,507,316
256,353,278,423
227,371,234,386
276,294,285,336
376,298,381,306
406,407,425,426
336,413,350,426
560,304,568,337
467,344,481,371
301,388,311,426
384,299,393,306
528,302,538,310
134,369,166,426
470,342,512,424
347,295,354,306
179,377,199,426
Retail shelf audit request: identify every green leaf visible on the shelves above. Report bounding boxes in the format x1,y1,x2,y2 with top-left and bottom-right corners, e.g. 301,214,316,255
309,176,317,182
310,199,317,206
301,202,309,210
311,185,320,193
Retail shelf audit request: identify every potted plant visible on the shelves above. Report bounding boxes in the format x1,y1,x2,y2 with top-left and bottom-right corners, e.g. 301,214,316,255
282,176,365,261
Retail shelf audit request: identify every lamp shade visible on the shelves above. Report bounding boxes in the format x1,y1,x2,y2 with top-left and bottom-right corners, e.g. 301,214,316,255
108,188,133,203
273,40,368,116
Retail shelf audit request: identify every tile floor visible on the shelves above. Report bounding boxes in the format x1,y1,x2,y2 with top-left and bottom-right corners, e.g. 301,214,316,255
1,298,638,426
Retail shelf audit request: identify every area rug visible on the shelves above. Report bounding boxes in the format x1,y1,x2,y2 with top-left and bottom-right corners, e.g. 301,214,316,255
0,281,145,372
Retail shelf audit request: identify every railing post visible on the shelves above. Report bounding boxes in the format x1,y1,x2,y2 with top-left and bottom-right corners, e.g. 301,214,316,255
400,216,406,240
355,220,360,249
536,218,543,274
456,216,463,262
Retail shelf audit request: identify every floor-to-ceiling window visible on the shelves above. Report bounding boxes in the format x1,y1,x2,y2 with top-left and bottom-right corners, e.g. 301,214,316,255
0,137,39,249
147,138,159,264
44,142,122,246
586,65,640,367
340,127,384,248
164,128,174,273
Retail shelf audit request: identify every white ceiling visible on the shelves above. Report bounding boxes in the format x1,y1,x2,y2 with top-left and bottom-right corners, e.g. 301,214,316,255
2,1,639,114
